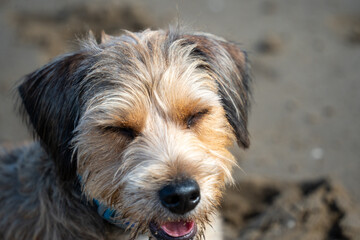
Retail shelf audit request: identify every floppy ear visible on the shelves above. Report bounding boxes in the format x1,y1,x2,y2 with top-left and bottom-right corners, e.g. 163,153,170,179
18,51,93,181
183,34,252,148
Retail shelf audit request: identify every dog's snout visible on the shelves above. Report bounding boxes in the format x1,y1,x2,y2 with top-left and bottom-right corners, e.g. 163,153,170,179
159,179,200,215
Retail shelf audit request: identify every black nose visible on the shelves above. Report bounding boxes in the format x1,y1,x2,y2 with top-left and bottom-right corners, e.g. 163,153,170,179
158,179,201,215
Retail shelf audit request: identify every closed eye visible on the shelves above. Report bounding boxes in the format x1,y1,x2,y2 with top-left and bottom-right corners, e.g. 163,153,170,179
186,109,209,128
102,126,138,139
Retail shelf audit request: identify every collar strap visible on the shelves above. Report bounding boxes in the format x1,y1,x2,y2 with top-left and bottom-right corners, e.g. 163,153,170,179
92,199,133,229
77,175,133,229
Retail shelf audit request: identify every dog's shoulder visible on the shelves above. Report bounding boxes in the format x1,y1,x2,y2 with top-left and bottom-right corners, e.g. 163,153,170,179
0,142,108,240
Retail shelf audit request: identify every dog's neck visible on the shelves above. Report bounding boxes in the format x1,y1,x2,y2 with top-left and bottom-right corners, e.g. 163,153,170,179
77,175,133,229
92,198,134,229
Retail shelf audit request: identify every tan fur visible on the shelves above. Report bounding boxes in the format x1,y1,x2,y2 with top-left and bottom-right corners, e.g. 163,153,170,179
0,28,251,240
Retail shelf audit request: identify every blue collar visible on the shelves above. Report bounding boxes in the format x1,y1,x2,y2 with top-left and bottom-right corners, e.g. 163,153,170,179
78,175,134,229
92,198,134,229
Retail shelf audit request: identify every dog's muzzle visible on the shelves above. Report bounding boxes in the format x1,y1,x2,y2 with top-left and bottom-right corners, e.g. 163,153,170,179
149,178,200,240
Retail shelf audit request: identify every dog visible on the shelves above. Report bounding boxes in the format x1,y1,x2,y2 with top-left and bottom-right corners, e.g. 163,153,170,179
0,28,251,240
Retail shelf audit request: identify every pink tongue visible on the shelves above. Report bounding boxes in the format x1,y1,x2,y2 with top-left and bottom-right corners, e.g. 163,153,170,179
161,220,194,237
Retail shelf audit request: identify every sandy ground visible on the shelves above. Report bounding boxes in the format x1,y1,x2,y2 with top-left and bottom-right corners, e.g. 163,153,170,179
0,0,360,239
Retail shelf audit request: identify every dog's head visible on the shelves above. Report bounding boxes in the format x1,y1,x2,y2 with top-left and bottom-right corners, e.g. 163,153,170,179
19,29,251,240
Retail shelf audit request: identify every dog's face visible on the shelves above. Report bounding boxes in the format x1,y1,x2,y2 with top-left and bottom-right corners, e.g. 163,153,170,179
18,29,251,240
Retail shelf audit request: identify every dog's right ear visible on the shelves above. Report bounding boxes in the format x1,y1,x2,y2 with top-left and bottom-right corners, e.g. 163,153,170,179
18,51,93,181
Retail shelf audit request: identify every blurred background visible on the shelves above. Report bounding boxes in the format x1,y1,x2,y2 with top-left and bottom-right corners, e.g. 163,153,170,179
1,0,359,239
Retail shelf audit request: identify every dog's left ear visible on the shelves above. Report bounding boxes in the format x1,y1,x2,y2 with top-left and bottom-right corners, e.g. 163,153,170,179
18,51,93,181
183,34,252,148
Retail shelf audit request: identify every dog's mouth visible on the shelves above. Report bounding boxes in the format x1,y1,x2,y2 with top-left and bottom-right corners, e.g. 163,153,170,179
149,220,197,240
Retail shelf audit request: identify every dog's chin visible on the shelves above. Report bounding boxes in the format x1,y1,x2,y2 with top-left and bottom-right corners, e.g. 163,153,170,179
149,220,197,240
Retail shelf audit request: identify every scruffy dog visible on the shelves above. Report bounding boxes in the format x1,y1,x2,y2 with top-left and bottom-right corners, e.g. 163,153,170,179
0,28,251,240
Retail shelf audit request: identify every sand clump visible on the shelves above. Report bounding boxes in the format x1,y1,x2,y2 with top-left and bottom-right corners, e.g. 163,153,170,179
221,177,360,240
